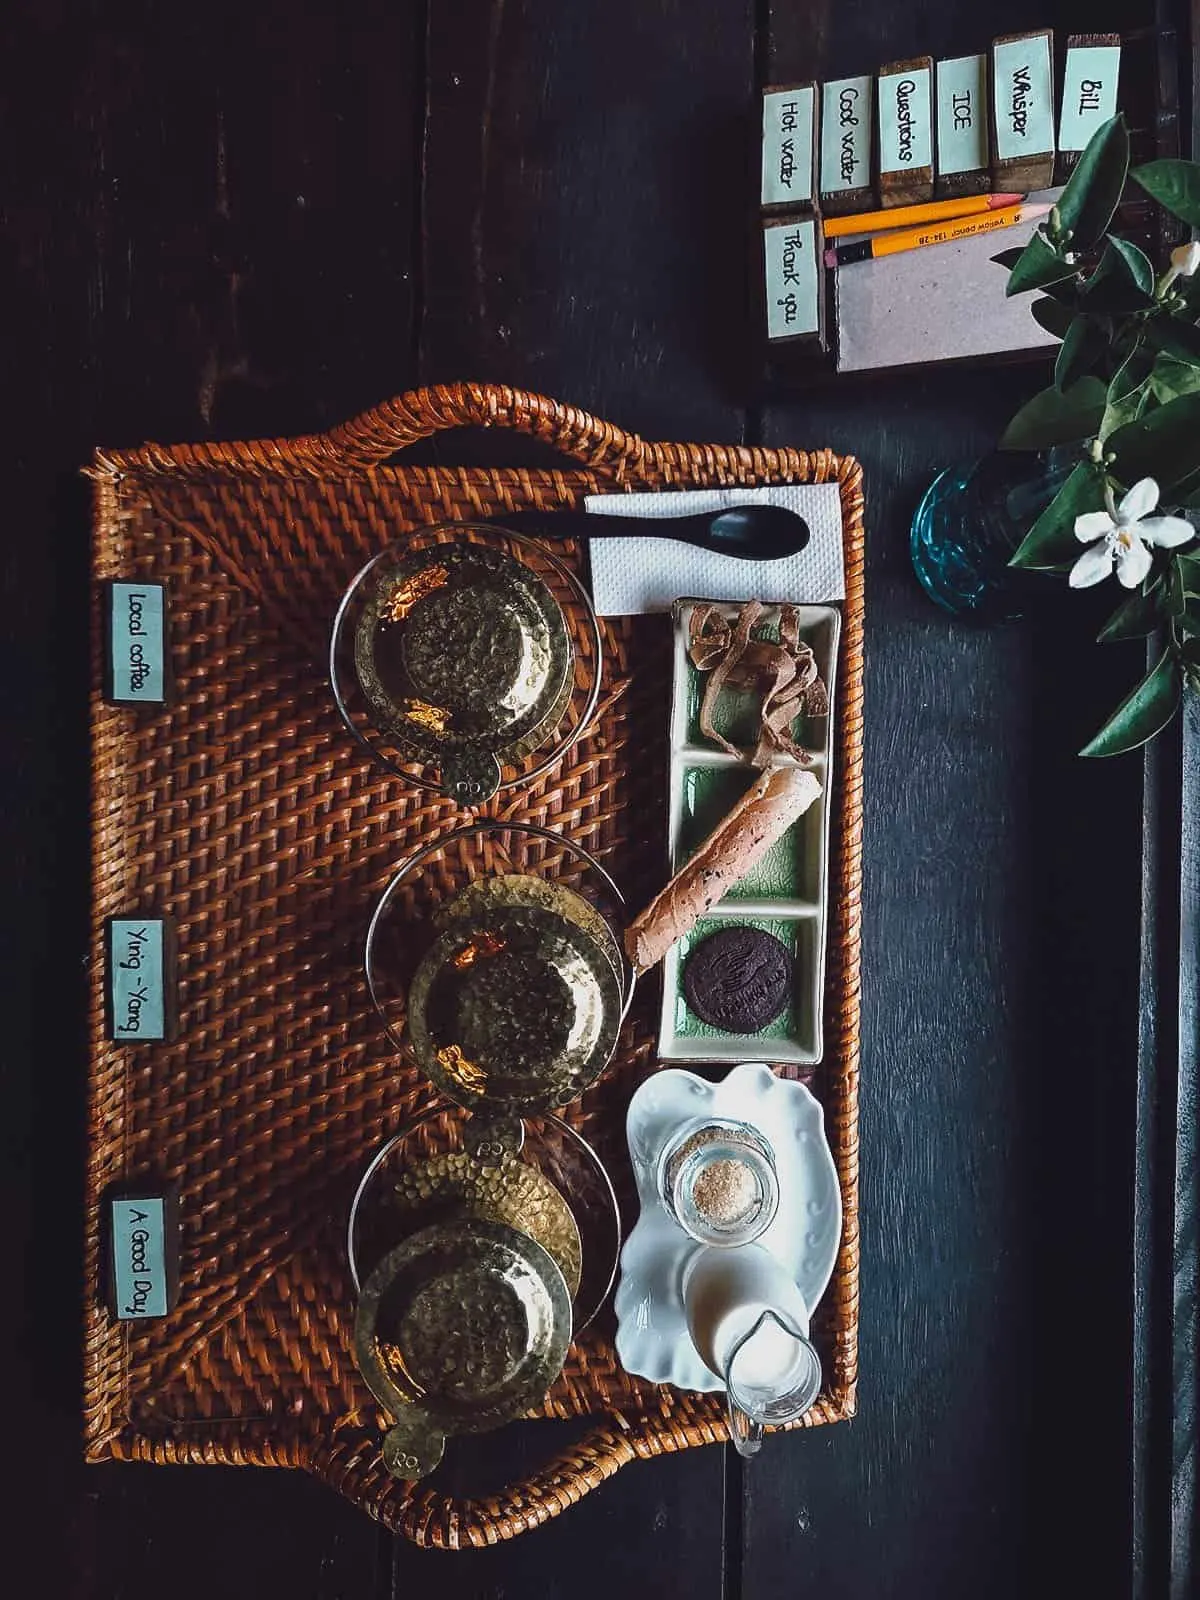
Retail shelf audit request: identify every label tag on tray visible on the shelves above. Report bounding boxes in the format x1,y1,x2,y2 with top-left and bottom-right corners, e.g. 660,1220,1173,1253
106,1188,180,1319
105,580,168,704
106,916,175,1042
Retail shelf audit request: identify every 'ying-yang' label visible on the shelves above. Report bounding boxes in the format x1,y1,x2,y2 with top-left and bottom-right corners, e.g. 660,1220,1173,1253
108,917,168,1041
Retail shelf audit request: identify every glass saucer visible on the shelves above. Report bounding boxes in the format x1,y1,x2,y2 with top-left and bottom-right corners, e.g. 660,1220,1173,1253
365,820,635,1112
331,524,602,805
355,1218,572,1480
347,1103,621,1335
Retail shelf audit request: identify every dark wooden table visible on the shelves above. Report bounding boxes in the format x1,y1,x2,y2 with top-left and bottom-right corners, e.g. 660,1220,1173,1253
4,1,1195,1594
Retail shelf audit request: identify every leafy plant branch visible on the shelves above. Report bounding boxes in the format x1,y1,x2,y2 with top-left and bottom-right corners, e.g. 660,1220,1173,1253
998,114,1200,756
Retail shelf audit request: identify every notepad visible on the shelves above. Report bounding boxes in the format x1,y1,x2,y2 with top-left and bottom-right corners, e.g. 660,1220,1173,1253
832,189,1062,373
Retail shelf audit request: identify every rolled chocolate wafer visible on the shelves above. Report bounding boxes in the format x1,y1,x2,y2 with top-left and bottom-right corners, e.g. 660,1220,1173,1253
625,765,822,972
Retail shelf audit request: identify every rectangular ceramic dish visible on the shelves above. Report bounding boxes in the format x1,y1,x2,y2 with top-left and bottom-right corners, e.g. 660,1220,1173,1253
659,598,841,1067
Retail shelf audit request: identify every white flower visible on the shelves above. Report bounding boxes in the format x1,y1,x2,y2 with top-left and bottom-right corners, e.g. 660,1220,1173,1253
1071,477,1194,590
1170,240,1200,278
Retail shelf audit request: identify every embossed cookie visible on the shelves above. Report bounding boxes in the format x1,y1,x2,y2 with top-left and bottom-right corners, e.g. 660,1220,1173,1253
683,926,792,1033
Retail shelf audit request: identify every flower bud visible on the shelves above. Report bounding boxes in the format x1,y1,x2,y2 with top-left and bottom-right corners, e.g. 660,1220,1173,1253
1170,240,1200,277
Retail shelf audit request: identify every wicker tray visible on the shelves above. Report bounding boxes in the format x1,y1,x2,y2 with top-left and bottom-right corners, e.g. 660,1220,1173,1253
84,383,864,1548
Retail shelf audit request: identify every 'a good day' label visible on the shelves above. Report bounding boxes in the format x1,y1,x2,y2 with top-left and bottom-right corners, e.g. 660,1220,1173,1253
110,1197,169,1318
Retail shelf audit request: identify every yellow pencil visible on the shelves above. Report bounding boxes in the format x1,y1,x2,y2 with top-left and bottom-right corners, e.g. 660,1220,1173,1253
823,203,1052,268
822,192,1026,239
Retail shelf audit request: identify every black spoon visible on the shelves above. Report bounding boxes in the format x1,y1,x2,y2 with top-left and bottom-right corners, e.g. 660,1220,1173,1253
499,504,810,561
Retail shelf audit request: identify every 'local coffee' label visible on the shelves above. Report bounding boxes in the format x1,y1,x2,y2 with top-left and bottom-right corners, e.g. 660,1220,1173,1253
820,77,872,195
936,55,988,176
108,917,169,1041
764,218,819,342
993,35,1054,163
110,1196,170,1318
1059,45,1120,152
878,65,932,174
761,85,815,207
107,581,166,703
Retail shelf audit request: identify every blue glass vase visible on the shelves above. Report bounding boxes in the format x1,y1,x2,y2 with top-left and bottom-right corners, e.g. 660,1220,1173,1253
910,450,1073,622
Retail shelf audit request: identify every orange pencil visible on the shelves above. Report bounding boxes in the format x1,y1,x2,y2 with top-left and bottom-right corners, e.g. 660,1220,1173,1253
823,202,1052,268
822,192,1025,239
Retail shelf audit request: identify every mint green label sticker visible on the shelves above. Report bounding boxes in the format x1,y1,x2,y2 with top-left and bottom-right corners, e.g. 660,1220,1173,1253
820,77,872,195
761,86,814,207
936,55,988,176
109,582,165,702
878,67,932,175
994,36,1055,163
1059,46,1120,152
111,1197,168,1318
110,918,166,1041
764,218,819,341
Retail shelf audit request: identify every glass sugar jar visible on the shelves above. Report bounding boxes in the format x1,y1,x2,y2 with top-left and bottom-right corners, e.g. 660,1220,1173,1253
657,1117,779,1247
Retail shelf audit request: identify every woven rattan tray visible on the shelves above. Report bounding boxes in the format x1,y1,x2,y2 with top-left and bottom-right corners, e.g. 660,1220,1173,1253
84,383,863,1547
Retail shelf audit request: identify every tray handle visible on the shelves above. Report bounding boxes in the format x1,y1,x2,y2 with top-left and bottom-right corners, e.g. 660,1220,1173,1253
322,382,654,472
313,1408,730,1547
115,383,656,478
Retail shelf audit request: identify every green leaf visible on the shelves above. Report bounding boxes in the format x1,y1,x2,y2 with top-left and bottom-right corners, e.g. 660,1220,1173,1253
1039,275,1086,308
992,247,1024,272
1177,552,1200,595
1009,463,1106,569
1055,115,1130,246
1145,315,1200,367
1097,579,1163,642
1080,651,1182,757
1031,297,1076,339
1165,560,1187,618
1055,317,1107,390
1099,346,1155,441
1149,352,1200,404
1109,236,1155,294
999,377,1106,450
1107,390,1200,490
1006,231,1077,297
1130,159,1200,227
1082,238,1156,312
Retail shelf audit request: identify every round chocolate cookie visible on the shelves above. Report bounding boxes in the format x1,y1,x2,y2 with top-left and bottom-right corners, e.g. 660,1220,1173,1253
683,926,792,1034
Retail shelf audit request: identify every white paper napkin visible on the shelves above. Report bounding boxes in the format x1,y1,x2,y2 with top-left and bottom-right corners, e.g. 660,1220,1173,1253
583,485,845,615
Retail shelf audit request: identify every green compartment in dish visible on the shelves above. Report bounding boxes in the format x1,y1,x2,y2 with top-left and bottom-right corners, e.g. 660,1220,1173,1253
668,915,814,1046
674,766,819,904
682,613,831,753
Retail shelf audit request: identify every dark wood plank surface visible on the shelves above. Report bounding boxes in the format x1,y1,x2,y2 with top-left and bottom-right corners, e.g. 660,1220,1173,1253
2,3,417,1594
749,1,1155,1592
1,0,1190,1593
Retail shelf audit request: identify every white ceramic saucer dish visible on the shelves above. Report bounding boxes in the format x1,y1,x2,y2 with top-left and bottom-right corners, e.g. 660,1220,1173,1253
614,1061,842,1392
